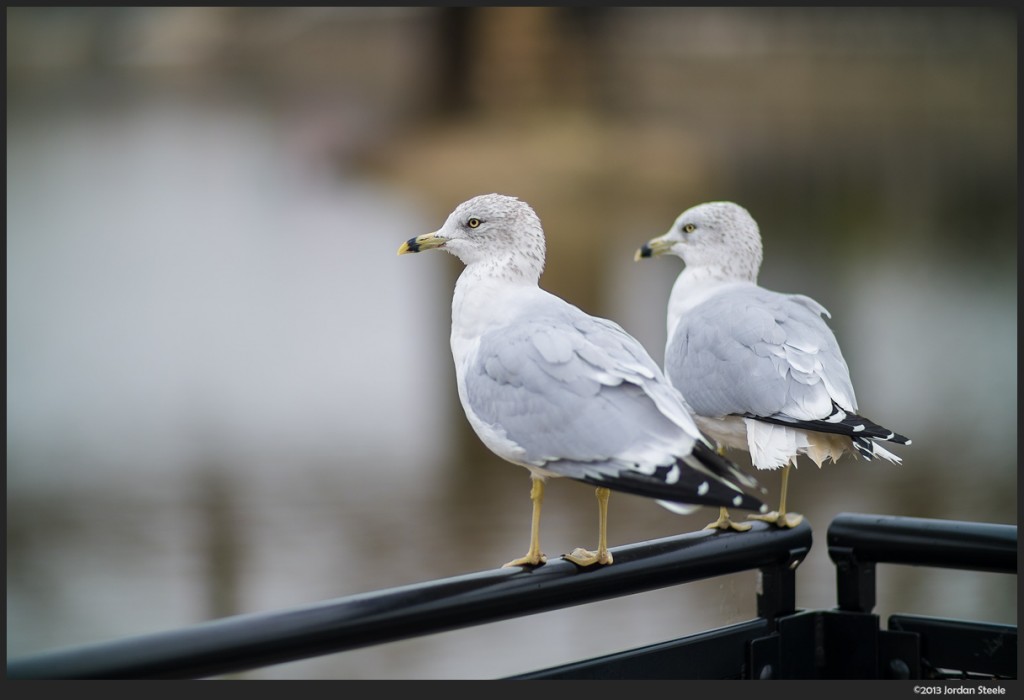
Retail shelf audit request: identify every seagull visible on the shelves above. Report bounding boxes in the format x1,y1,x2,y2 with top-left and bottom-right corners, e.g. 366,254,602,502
636,201,910,530
398,194,765,567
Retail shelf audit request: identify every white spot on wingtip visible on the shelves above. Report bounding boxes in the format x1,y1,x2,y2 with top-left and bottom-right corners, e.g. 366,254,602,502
698,481,709,496
905,439,913,445
759,504,769,513
732,495,743,507
853,424,865,432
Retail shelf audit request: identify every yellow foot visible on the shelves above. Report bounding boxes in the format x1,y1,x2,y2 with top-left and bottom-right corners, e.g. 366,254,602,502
502,552,547,568
747,511,804,528
704,514,754,532
563,547,614,567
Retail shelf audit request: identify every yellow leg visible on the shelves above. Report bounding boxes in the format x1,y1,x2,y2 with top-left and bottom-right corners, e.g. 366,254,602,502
776,464,804,527
503,477,548,567
704,505,754,532
778,465,792,515
748,464,804,528
564,487,614,567
704,445,754,532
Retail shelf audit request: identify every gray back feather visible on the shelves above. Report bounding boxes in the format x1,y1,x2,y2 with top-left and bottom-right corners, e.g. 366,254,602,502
464,295,698,478
666,285,858,422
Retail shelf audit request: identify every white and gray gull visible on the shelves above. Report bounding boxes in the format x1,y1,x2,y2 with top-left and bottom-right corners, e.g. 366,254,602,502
636,201,911,530
398,194,765,568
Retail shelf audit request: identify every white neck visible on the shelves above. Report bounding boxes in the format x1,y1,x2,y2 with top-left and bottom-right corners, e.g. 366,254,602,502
666,267,754,340
450,266,535,364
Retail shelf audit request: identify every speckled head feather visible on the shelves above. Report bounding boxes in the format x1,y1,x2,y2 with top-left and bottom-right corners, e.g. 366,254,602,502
667,202,763,282
433,193,547,283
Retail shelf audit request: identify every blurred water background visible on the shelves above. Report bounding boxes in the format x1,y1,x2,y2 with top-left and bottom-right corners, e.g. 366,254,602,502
6,7,1017,680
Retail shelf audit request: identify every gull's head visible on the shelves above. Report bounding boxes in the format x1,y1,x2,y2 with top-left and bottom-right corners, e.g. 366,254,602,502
635,201,763,282
398,194,545,283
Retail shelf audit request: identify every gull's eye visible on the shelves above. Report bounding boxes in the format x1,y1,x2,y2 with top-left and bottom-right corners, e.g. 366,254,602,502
467,217,482,229
682,223,697,233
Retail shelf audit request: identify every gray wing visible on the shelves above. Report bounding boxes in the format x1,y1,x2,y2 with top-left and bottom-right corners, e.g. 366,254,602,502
666,286,859,423
667,286,911,452
462,296,762,509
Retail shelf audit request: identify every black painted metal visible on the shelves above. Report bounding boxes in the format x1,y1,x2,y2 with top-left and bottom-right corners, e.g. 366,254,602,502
508,618,772,680
889,615,1017,679
821,609,885,678
748,609,924,680
877,624,922,680
827,513,1017,612
7,520,811,680
9,514,1015,680
755,559,801,622
524,515,1017,681
749,610,822,680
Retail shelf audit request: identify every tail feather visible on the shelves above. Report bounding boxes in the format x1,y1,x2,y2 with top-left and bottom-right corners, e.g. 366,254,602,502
750,401,911,446
853,436,904,463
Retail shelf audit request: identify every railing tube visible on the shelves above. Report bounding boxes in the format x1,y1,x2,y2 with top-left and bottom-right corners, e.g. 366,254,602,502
9,520,811,680
827,513,1017,613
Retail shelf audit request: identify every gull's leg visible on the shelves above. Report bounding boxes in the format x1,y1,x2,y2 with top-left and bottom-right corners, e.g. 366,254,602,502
748,464,804,528
775,464,804,527
503,477,548,567
704,505,753,532
564,487,614,567
704,446,753,531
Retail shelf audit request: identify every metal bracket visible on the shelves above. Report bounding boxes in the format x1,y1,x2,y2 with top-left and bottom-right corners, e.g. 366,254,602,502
748,609,922,679
756,545,810,622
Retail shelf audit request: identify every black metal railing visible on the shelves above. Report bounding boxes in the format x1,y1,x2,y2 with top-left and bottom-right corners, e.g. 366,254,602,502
514,514,1018,681
6,513,1016,680
818,513,1018,680
827,512,1017,613
6,520,811,680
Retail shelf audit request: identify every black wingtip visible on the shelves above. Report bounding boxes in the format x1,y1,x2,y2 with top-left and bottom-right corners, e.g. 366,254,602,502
578,459,765,513
853,438,875,460
888,432,912,446
690,440,761,491
750,403,910,446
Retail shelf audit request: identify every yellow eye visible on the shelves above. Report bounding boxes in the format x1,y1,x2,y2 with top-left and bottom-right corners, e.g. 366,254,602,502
467,218,481,229
682,223,696,233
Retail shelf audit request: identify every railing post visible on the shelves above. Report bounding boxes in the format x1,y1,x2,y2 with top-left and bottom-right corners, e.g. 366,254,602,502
830,545,877,613
749,535,813,681
756,544,809,620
